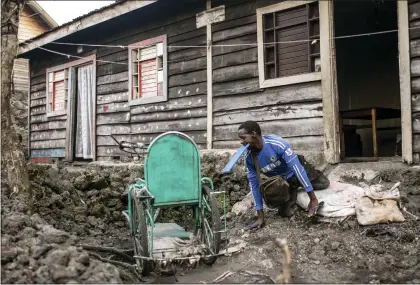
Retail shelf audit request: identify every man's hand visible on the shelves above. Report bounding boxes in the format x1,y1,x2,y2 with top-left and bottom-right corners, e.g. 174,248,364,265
306,190,319,217
307,198,319,217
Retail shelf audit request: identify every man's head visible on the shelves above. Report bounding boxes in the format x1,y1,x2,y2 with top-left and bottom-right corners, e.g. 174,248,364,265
238,120,262,149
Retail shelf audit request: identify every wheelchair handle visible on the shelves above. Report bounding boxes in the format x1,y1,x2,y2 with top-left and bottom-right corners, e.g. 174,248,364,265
109,134,147,159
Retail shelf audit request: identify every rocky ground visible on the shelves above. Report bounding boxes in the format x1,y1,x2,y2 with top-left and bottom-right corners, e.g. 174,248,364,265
2,155,420,283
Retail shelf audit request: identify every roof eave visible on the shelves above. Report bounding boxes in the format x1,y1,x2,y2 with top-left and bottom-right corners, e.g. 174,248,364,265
18,0,156,56
27,1,59,29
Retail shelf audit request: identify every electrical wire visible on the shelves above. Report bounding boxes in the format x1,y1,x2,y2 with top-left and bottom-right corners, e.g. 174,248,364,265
49,25,420,49
30,25,420,67
37,46,128,65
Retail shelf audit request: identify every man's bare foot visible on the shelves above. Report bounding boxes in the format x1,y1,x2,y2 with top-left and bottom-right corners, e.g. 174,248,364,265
247,218,265,230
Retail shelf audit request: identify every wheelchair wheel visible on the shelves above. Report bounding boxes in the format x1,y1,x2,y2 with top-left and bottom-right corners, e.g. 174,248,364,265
130,190,152,276
200,185,221,265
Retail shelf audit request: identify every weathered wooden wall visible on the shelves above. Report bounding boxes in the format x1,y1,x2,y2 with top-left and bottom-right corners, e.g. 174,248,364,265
18,5,51,42
210,0,324,153
14,6,51,92
26,0,324,161
409,0,420,162
27,44,74,159
13,58,29,92
94,0,207,160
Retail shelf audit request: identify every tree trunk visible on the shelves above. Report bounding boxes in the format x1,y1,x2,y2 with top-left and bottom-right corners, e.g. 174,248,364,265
1,0,32,214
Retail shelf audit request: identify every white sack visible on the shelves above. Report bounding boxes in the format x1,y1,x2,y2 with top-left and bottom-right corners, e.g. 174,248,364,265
296,181,365,217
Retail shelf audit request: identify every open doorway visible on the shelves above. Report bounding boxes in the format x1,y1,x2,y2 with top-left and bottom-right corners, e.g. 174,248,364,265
334,1,401,159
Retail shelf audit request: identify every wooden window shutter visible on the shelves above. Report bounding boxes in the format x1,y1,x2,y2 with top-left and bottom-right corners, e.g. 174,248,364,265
139,58,157,98
132,42,164,99
263,1,320,79
47,69,68,112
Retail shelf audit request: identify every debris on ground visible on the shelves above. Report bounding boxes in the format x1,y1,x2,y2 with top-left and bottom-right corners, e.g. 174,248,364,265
2,158,420,284
356,182,405,226
231,192,253,216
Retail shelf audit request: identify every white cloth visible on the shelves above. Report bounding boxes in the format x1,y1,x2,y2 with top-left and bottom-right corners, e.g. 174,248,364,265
75,64,94,159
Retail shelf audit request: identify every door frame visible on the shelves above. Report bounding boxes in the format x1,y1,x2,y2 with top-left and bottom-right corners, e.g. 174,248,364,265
320,0,340,164
321,0,413,164
65,54,97,162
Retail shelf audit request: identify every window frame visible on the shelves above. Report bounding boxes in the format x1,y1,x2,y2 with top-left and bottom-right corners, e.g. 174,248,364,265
128,34,168,106
45,54,96,117
256,0,321,88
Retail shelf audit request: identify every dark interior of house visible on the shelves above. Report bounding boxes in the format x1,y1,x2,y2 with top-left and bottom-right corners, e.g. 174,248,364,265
334,0,401,158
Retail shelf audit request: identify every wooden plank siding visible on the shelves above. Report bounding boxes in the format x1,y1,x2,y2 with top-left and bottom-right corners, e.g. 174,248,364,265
409,0,420,161
28,68,67,156
26,0,324,161
13,58,29,92
14,6,51,92
211,0,323,154
18,6,51,42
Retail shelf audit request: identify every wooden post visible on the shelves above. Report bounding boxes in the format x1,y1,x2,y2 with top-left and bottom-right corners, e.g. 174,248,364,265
196,2,225,150
371,108,377,157
397,0,413,164
319,1,340,164
206,0,213,150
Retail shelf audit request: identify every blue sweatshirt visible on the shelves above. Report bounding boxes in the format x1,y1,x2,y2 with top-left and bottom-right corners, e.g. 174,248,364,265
244,134,313,210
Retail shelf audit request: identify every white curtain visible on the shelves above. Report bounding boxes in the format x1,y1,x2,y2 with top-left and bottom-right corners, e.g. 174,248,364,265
75,64,94,159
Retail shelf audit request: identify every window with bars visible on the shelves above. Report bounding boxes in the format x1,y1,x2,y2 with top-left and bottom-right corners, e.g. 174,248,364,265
128,35,168,105
46,69,69,116
257,1,321,88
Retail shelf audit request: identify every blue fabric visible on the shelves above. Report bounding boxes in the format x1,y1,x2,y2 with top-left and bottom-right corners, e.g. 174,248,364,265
244,135,313,211
221,144,249,174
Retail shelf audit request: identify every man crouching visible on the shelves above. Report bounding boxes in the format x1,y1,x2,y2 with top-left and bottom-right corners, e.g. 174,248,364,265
238,120,330,230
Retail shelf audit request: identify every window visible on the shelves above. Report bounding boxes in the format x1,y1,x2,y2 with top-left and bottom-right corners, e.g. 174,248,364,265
128,35,168,105
45,55,96,117
257,0,322,88
46,68,69,116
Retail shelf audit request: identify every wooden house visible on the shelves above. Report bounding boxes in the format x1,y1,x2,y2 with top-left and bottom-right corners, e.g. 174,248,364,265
17,0,420,165
14,1,57,92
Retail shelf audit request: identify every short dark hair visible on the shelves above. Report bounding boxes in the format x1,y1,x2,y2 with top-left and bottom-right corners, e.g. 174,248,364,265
238,120,262,136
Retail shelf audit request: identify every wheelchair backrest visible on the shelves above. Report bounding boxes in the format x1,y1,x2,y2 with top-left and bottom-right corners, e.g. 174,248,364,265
144,131,201,207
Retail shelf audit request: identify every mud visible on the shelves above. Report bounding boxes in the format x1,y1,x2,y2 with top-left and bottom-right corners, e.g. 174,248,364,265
2,157,420,283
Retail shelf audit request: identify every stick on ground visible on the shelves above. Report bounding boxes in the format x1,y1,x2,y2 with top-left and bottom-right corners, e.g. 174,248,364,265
275,238,292,284
79,244,135,263
89,252,143,282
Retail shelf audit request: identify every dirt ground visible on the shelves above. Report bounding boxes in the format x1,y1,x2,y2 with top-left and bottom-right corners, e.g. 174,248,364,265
2,159,420,284
151,164,420,284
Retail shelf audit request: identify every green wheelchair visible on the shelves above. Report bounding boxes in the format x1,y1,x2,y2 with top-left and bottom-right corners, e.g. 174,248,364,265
112,131,227,275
